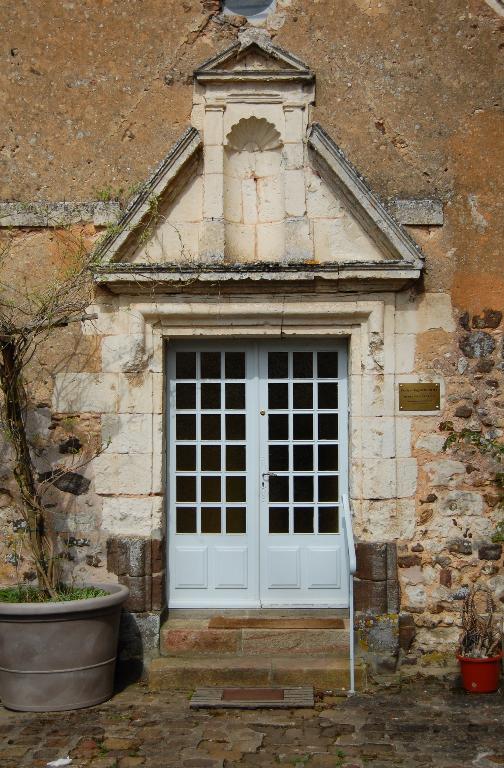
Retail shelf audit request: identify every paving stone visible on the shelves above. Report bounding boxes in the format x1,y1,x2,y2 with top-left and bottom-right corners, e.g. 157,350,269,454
1,680,504,766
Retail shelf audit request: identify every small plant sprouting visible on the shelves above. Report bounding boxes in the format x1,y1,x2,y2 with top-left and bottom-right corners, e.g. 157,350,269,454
441,422,504,543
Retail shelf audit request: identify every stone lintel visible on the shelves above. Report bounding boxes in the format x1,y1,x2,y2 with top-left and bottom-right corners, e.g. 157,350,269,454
388,198,444,226
0,201,121,228
96,262,420,293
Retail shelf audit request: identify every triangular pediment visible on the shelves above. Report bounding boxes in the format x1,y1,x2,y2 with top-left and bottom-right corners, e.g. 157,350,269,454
96,42,423,292
194,39,313,82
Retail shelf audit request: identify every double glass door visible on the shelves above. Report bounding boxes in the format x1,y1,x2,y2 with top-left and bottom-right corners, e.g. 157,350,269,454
167,342,349,608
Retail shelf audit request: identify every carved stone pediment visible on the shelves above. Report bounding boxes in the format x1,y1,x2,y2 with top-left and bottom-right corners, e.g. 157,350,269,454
96,38,423,293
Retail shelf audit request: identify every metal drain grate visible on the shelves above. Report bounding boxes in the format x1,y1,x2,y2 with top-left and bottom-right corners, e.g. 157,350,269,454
190,686,314,709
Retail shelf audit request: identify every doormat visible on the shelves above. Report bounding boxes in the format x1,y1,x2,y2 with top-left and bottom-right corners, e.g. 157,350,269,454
190,686,314,709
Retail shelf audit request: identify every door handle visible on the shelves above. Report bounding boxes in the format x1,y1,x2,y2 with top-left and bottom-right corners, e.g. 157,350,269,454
261,471,277,488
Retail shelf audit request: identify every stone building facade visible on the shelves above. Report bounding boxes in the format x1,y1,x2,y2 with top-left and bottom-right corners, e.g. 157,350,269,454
1,1,503,681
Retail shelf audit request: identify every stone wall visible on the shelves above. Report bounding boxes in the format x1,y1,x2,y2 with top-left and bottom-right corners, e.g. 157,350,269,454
0,0,503,671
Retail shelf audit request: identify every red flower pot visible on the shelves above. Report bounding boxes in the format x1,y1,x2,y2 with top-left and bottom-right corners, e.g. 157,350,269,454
457,652,503,694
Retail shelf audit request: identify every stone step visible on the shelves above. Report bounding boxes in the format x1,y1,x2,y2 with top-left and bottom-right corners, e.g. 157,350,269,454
166,608,350,618
160,625,350,656
160,616,349,657
148,655,365,692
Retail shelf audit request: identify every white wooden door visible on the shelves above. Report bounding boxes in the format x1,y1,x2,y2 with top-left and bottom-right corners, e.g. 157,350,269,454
167,342,348,608
258,345,349,607
167,345,259,608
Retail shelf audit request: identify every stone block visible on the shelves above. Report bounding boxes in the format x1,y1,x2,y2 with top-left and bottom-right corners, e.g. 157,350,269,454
94,453,152,495
306,169,343,219
257,175,284,222
448,538,473,555
254,148,282,177
151,537,165,572
49,471,90,496
415,433,446,453
396,418,412,457
313,219,339,261
459,331,496,358
118,372,153,414
398,554,421,568
107,536,151,577
256,222,284,261
204,107,224,145
225,222,256,261
472,309,502,329
203,173,224,219
102,413,153,454
52,373,119,414
282,142,304,169
396,292,455,334
241,629,348,656
440,568,452,587
361,459,396,499
204,145,224,175
354,579,388,613
0,200,121,227
478,543,502,561
150,497,165,535
387,579,400,613
241,177,258,224
357,614,399,659
151,571,166,611
358,499,415,541
475,359,494,373
355,542,388,581
398,613,416,651
168,174,203,223
148,656,271,689
402,583,427,610
397,458,418,498
102,497,158,536
161,628,240,655
121,574,152,613
118,611,160,661
361,374,395,417
354,416,395,459
395,334,416,374
424,459,465,487
200,218,225,259
284,170,306,216
224,175,242,224
284,106,303,143
285,217,312,260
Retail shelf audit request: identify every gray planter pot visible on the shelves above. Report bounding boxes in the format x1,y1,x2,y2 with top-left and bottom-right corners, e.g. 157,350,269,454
0,583,129,712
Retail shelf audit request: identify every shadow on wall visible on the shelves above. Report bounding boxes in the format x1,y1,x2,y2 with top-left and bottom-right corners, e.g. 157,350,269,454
115,611,157,689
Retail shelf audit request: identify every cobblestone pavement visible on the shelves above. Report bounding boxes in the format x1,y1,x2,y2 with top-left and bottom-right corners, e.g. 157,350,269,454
1,680,503,768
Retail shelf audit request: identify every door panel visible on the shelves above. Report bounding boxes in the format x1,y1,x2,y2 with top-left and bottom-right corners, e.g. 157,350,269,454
168,346,259,607
167,342,348,608
258,345,349,607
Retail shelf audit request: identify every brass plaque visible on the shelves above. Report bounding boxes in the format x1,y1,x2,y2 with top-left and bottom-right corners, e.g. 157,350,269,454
399,383,440,411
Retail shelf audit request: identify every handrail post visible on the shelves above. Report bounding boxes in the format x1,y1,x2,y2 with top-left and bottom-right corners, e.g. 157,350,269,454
342,494,356,695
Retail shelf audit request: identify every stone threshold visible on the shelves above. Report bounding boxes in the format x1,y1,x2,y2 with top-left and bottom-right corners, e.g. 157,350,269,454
208,616,345,629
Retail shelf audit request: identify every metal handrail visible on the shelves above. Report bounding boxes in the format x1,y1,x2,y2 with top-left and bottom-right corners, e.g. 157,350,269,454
341,494,356,694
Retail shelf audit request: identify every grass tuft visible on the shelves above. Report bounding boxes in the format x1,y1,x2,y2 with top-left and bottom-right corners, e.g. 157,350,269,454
0,585,108,603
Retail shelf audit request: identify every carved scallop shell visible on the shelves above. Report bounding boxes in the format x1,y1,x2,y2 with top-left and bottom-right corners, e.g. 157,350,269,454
225,117,282,152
